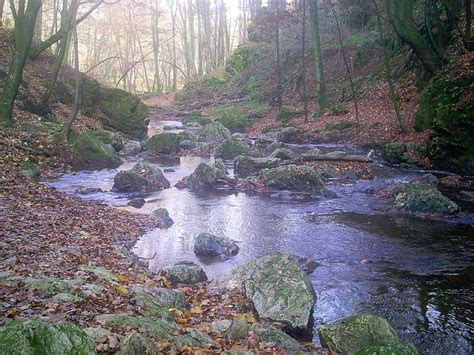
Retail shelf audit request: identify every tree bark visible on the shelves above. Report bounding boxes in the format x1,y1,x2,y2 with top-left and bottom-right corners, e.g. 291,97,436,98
386,0,442,74
309,0,327,112
302,0,309,123
0,0,42,126
0,0,5,27
373,0,406,133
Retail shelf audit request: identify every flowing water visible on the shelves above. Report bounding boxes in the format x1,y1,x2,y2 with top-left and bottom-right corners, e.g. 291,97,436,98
46,118,474,354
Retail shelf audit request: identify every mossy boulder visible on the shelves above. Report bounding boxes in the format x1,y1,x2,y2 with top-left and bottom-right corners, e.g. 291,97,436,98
174,329,217,347
73,132,121,170
234,156,281,178
79,75,100,117
269,148,294,160
132,285,189,316
251,324,302,351
118,333,156,355
112,162,170,193
153,208,174,228
215,137,259,160
383,143,407,164
318,314,418,355
193,233,239,257
198,121,231,143
186,160,227,190
259,164,325,193
228,253,316,335
394,183,459,215
95,314,180,340
0,320,95,355
143,132,181,155
22,276,82,292
160,261,208,286
225,320,249,341
276,127,300,143
99,87,149,139
182,111,212,126
20,120,63,135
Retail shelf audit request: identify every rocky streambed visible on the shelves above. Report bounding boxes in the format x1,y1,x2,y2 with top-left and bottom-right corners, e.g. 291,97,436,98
20,112,474,353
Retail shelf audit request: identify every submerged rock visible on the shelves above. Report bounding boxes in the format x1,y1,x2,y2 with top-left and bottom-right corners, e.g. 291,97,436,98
0,320,95,355
234,156,281,178
143,132,181,155
394,183,459,215
185,160,228,190
112,162,170,193
259,164,325,193
153,208,174,228
193,233,239,257
318,314,418,354
215,137,259,160
213,253,315,336
160,261,208,285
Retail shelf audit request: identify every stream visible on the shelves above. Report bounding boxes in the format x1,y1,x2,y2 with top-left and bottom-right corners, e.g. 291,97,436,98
46,117,474,354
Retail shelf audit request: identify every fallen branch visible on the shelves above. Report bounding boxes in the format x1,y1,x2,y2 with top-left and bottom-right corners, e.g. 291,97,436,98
298,152,373,163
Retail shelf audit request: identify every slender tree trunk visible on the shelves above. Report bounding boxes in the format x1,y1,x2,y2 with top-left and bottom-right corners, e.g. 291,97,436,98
152,0,161,92
275,0,282,109
0,0,5,27
327,0,359,124
33,1,42,41
386,0,442,74
0,0,42,126
309,0,327,112
42,0,75,106
302,0,309,123
188,0,196,76
466,0,473,48
373,0,406,133
64,14,79,148
171,0,177,91
197,0,203,76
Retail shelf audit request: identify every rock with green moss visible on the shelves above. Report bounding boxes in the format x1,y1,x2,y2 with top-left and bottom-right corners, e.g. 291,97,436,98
23,277,82,292
223,253,315,334
73,132,121,170
234,156,281,178
0,320,95,355
357,343,419,355
394,183,459,215
185,160,227,190
276,127,300,143
259,164,325,193
416,62,474,174
98,87,149,139
20,120,63,135
215,137,259,159
112,162,170,193
79,265,118,282
174,329,217,347
194,233,239,257
52,293,83,303
251,324,302,351
269,148,294,160
178,130,199,142
182,111,212,126
160,262,208,286
79,75,101,117
383,143,407,164
225,320,249,341
21,162,41,178
118,333,160,355
132,285,189,319
318,314,418,355
198,122,231,143
144,133,181,155
95,314,180,339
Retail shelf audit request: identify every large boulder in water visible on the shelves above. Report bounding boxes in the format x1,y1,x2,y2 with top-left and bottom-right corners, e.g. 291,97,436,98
73,132,121,170
185,160,227,190
394,183,459,215
0,319,95,354
160,261,208,286
193,233,239,257
98,87,149,139
259,164,325,193
318,314,418,354
234,156,281,178
143,132,181,155
198,121,231,143
214,253,315,335
214,137,259,160
112,162,170,192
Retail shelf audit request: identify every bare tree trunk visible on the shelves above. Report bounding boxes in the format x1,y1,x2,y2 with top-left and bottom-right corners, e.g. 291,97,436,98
0,0,5,26
197,0,203,76
302,0,309,123
373,0,406,133
275,0,282,109
327,0,359,124
309,0,327,112
0,0,42,126
188,0,197,77
33,1,42,41
152,0,161,92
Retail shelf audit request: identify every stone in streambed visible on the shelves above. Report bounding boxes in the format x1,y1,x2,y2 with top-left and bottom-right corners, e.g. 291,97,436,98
251,323,303,351
259,164,325,193
153,208,174,228
160,261,208,286
112,162,170,193
128,198,146,208
318,314,418,354
215,137,259,160
184,160,227,190
269,147,294,160
234,156,281,178
143,132,181,155
193,233,239,257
